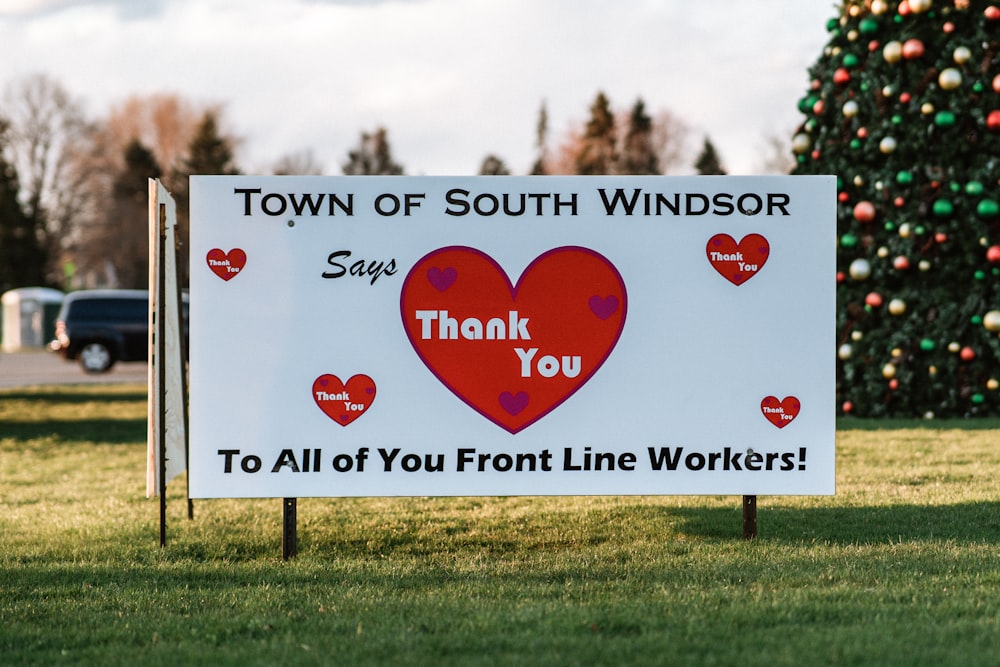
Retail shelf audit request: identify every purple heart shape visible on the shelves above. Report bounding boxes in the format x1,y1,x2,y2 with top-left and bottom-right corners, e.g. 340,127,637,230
427,266,457,291
588,295,619,320
499,391,529,416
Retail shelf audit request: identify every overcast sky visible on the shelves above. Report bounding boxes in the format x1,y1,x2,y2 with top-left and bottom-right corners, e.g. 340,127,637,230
0,0,837,175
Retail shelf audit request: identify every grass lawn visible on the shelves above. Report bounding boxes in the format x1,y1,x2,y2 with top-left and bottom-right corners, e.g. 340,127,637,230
1,384,999,666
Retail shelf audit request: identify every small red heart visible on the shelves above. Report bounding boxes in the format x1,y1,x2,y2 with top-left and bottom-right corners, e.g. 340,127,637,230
207,248,247,281
706,234,769,285
760,395,800,429
312,374,377,426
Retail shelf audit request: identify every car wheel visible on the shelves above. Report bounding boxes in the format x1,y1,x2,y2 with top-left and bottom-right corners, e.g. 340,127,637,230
79,342,114,373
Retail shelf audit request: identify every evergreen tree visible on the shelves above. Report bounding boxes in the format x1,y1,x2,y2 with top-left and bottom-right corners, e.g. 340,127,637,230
694,137,727,175
171,110,241,285
478,154,510,175
617,99,660,174
575,92,617,175
342,127,404,175
0,119,45,291
95,139,161,287
792,0,1000,418
530,101,549,175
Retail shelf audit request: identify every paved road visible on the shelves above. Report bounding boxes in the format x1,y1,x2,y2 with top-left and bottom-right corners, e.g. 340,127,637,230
0,349,148,388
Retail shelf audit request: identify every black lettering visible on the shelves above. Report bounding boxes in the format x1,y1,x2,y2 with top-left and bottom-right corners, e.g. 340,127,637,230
323,250,350,278
445,188,470,216
648,447,683,471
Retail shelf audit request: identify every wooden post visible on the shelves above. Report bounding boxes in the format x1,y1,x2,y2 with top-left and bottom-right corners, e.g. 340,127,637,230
157,204,168,548
742,495,757,540
282,498,297,560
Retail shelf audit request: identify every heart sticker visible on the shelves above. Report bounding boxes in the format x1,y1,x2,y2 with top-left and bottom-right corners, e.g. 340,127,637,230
207,248,247,281
400,246,627,434
312,374,377,426
706,234,769,285
760,395,800,429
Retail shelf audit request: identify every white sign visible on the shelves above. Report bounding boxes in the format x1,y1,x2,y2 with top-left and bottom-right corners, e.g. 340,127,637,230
189,176,835,498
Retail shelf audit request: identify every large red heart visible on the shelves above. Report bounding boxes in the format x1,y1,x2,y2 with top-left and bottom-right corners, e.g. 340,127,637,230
706,234,769,285
760,395,800,429
401,246,627,434
312,374,377,426
206,248,247,281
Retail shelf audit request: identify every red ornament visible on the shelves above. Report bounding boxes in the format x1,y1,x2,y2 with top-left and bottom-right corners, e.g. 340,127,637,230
899,0,911,15
987,110,1000,131
837,271,846,283
865,292,884,308
869,40,880,52
900,92,912,103
854,201,877,222
960,346,977,362
935,232,948,243
987,6,1000,21
987,245,1000,263
893,256,911,270
994,74,1000,93
834,68,851,85
902,39,925,60
857,127,869,139
889,379,899,390
813,100,825,115
842,401,854,413
811,150,821,160
894,197,906,208
943,21,955,33
838,192,850,203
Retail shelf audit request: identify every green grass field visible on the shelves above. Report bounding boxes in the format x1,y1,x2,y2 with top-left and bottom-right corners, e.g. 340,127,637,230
2,385,999,666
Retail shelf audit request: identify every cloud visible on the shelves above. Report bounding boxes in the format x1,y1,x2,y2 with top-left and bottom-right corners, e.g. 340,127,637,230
0,0,167,19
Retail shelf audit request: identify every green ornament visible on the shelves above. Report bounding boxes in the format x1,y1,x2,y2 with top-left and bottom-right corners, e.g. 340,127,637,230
933,199,954,217
892,114,903,125
974,82,984,93
884,221,896,231
850,139,861,150
843,53,860,68
977,200,1000,219
841,233,858,248
972,315,984,325
966,181,985,196
859,17,879,35
975,270,986,280
896,170,913,185
826,18,839,31
934,111,956,127
920,339,936,352
994,268,1000,276
972,393,985,404
914,225,925,235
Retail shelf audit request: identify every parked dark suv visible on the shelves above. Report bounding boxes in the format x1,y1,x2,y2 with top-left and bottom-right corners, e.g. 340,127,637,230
50,289,187,373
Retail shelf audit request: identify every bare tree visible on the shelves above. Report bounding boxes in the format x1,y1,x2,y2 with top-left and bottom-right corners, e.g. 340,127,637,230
754,132,795,175
103,93,201,182
2,73,90,282
650,110,692,175
273,149,325,175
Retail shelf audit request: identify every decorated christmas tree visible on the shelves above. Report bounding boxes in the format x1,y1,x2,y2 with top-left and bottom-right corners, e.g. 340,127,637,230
793,0,1000,418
